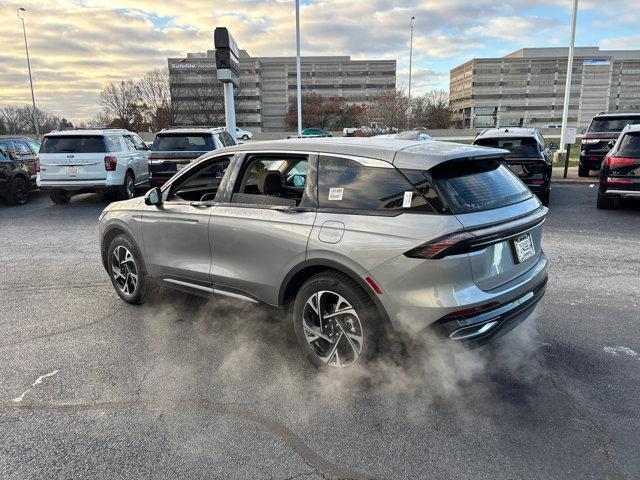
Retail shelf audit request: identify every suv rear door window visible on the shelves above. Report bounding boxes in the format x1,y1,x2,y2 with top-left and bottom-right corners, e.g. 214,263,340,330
40,136,106,153
617,132,640,157
152,134,215,152
474,137,540,157
429,158,532,214
318,155,433,213
588,117,640,133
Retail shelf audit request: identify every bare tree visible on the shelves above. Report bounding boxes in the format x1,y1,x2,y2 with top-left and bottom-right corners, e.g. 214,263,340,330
0,105,21,134
368,89,410,130
138,68,172,131
410,90,452,129
98,80,141,130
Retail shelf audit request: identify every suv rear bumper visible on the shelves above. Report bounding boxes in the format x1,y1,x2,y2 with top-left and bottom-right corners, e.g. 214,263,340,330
429,275,547,347
579,154,604,170
37,179,118,191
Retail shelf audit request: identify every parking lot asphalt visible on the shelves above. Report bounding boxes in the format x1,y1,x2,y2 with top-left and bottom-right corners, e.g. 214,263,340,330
1,184,639,480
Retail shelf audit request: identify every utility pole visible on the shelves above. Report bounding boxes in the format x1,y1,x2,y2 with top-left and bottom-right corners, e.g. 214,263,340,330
295,0,303,135
408,16,415,99
17,7,39,136
560,0,578,156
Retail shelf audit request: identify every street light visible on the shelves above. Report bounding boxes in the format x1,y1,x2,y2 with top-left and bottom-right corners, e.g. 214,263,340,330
560,0,578,155
294,0,302,136
408,16,416,99
17,7,39,136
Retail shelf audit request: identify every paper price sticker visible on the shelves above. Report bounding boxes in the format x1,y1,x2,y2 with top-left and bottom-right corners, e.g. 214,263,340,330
402,191,413,208
328,188,344,201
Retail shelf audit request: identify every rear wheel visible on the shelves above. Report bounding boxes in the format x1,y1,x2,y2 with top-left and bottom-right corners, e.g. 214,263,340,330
118,171,136,200
578,164,590,177
597,191,616,210
7,177,28,206
241,134,249,141
292,272,380,369
50,189,70,204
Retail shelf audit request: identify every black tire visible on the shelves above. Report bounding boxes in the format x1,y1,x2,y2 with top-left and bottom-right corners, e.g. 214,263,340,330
538,189,550,207
50,189,70,204
107,234,150,305
119,171,136,200
292,271,381,369
578,164,590,177
597,191,616,210
241,134,249,141
7,176,29,206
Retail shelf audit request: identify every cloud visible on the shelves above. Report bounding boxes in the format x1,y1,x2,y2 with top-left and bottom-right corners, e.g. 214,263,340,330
600,35,640,50
0,0,637,123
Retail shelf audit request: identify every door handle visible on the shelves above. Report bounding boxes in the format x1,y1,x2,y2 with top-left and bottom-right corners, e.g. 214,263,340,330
189,201,210,208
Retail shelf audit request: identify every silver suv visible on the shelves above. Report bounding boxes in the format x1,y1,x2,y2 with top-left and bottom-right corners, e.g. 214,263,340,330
99,138,548,369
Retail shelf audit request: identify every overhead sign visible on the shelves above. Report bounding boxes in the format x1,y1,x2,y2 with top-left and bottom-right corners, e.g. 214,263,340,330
214,27,240,87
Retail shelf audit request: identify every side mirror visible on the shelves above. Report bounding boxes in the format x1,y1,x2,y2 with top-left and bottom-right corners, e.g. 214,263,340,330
549,143,559,150
607,140,615,149
144,187,163,206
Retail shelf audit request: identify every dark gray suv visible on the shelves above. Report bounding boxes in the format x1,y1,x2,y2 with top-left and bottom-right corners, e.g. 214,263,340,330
99,138,548,369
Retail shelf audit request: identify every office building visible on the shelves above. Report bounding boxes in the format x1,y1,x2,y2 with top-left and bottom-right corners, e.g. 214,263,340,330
450,47,640,129
168,49,396,132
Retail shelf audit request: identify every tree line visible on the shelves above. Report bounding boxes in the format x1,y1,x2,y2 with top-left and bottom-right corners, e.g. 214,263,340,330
287,89,452,131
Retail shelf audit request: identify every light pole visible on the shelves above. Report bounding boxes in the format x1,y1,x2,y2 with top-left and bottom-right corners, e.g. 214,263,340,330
17,7,39,136
560,0,578,156
408,16,415,99
295,0,302,135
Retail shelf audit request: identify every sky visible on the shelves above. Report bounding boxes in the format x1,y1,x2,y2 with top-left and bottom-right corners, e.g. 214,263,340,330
1,0,639,123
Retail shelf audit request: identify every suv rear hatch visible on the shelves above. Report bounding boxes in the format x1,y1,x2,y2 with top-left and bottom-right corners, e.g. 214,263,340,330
39,135,109,182
149,133,215,178
603,131,640,191
398,148,545,291
474,136,548,184
583,115,640,159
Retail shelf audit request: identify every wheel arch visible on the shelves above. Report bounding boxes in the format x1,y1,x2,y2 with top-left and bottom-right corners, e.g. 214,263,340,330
278,259,392,328
100,223,143,272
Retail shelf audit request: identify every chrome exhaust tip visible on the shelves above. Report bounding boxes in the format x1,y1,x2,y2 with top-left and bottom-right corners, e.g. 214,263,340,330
449,320,498,340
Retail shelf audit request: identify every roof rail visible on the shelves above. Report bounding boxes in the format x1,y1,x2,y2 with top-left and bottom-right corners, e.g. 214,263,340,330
161,125,215,131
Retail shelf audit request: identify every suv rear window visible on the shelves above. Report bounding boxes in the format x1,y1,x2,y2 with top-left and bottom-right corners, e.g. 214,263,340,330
474,137,539,157
40,136,106,153
152,134,215,152
588,116,640,133
617,132,640,157
428,158,532,214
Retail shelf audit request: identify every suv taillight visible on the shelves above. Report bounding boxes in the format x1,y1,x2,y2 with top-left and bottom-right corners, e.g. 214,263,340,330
606,157,636,169
104,156,117,171
34,156,40,172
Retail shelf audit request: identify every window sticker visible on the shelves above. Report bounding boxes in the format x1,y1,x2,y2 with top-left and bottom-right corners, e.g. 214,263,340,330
328,187,344,201
403,191,413,208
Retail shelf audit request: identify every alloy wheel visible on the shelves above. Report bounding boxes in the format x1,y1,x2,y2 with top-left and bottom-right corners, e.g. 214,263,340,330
302,290,364,368
111,245,138,296
125,174,135,198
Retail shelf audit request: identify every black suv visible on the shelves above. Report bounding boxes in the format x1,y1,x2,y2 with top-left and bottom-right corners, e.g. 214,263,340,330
148,127,235,187
473,127,552,206
579,112,640,177
0,136,40,206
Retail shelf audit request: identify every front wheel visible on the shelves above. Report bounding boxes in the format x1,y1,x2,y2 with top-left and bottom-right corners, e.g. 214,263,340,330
7,177,28,206
241,134,249,141
107,234,149,304
292,272,380,369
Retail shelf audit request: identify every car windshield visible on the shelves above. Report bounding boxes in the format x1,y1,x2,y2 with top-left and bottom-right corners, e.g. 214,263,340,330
474,137,539,157
40,135,106,153
617,132,640,157
588,117,640,133
153,134,215,151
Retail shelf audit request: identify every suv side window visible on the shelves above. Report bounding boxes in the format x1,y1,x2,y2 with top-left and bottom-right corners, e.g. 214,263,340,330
27,140,40,154
131,134,148,151
0,141,11,158
168,157,231,202
123,135,137,151
231,154,310,207
318,155,433,213
12,141,31,156
106,136,122,152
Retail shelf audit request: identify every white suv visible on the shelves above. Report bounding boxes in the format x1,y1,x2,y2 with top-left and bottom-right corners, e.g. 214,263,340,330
37,129,150,204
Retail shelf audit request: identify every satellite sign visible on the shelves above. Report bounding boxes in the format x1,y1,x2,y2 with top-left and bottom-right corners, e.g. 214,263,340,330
214,27,240,86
